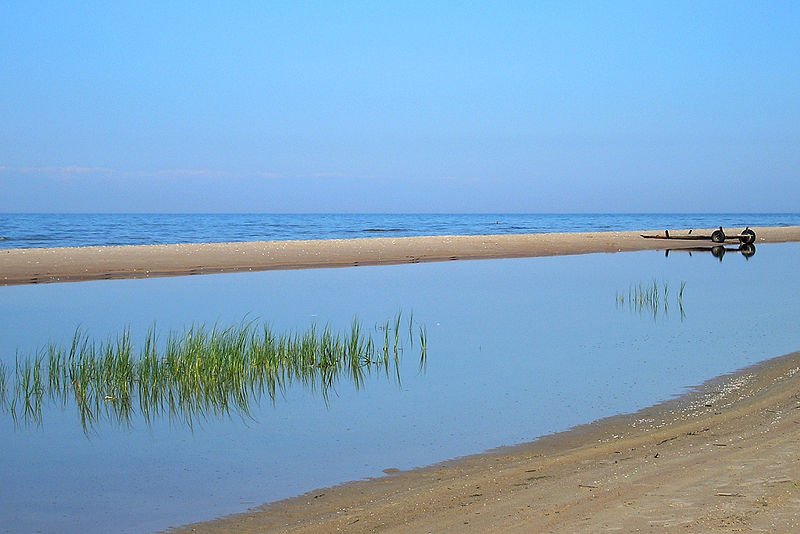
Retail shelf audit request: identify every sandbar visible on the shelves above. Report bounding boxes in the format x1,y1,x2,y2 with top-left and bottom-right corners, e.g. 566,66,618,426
3,226,800,286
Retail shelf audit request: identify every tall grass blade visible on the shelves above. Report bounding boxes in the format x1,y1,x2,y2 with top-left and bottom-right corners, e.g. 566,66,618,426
3,314,429,433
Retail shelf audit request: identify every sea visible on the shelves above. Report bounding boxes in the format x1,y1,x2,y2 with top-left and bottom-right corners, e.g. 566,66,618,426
0,213,799,250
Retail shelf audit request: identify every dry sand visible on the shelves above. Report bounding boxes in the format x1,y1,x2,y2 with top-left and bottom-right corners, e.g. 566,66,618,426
2,226,800,286
3,227,799,531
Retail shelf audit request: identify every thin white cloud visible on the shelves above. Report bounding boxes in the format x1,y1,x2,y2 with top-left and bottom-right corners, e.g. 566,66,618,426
307,171,346,179
146,169,294,181
282,171,350,180
252,171,285,180
146,168,229,178
0,165,113,175
0,165,347,183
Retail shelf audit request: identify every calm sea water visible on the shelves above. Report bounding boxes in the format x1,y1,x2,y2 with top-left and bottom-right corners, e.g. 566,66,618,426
1,213,799,249
1,243,799,532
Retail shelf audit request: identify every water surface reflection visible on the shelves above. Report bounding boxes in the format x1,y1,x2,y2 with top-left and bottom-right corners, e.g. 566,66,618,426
664,243,756,261
1,317,426,433
0,243,798,533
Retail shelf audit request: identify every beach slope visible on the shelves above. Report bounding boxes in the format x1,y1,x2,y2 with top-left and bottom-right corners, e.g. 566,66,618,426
177,351,800,533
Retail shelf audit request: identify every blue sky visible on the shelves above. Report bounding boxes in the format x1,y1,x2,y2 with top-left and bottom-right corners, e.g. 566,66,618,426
1,1,798,213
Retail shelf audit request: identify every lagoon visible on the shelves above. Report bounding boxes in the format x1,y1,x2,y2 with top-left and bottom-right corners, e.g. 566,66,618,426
1,243,799,532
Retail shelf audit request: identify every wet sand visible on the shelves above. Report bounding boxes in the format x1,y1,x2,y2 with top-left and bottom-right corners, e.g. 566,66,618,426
177,351,800,533
3,226,800,286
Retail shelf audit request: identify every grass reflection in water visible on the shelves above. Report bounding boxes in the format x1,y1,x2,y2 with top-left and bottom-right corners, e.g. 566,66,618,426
616,280,687,320
0,314,427,433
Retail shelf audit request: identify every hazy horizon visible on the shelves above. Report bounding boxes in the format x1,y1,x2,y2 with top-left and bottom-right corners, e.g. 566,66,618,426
2,2,798,213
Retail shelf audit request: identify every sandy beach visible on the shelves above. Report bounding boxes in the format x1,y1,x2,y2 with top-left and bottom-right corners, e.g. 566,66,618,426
2,227,799,532
3,226,800,286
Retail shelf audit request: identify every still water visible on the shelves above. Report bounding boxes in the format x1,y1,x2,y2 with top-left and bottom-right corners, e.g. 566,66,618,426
1,244,799,532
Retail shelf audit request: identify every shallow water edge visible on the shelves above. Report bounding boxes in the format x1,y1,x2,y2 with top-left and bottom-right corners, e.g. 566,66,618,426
174,348,800,533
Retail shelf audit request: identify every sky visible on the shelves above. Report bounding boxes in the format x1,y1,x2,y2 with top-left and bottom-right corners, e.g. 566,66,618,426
1,1,798,213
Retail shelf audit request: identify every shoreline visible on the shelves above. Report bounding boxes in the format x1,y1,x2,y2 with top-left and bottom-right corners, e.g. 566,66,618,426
3,225,800,286
4,226,797,530
176,350,800,533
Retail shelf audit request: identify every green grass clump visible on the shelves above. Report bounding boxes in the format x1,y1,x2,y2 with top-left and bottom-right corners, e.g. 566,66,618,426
0,314,428,433
616,280,687,320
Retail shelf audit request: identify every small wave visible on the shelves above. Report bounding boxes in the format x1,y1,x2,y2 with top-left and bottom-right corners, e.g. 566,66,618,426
16,235,52,241
0,236,7,241
363,228,405,233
